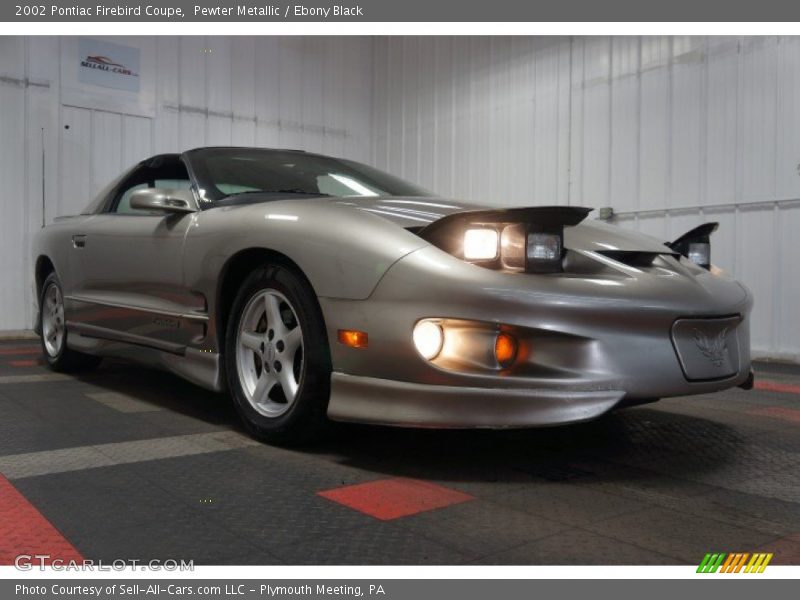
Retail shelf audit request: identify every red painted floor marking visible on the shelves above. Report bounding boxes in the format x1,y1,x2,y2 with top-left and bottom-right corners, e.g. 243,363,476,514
0,474,83,565
754,380,800,395
0,347,40,356
747,406,800,425
8,359,43,368
318,477,474,521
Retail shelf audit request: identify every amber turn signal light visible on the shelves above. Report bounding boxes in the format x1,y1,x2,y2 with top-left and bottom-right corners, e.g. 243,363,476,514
338,329,369,348
495,332,517,368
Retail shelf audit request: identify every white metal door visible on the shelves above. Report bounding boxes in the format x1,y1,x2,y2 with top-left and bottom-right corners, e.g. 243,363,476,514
59,105,152,217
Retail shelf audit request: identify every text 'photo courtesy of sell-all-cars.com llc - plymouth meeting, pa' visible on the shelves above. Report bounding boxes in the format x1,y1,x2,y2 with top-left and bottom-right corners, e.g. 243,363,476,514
32,146,754,444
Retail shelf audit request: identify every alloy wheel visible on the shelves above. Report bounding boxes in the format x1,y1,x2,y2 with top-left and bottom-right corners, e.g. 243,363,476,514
235,289,305,417
41,283,65,357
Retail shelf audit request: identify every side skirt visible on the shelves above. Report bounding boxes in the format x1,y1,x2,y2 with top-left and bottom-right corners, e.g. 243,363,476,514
66,324,225,392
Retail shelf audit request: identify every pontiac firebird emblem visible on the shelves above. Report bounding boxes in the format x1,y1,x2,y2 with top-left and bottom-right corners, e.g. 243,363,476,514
693,327,729,367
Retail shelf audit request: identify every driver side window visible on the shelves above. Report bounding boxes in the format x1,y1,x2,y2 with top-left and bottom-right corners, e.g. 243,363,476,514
109,157,192,215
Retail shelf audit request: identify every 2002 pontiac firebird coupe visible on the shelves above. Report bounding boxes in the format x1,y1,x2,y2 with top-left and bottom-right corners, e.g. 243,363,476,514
33,147,754,443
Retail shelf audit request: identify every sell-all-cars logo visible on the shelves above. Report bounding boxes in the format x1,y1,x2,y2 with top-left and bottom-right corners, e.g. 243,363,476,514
692,327,729,367
80,55,139,77
697,552,773,573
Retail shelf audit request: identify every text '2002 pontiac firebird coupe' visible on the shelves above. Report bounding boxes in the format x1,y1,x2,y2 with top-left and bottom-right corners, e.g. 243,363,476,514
33,147,753,443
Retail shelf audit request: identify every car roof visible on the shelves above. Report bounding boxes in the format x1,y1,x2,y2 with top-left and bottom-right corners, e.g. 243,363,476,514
184,146,309,154
139,148,314,168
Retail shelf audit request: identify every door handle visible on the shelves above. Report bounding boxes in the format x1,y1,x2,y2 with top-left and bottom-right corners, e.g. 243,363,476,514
72,235,87,248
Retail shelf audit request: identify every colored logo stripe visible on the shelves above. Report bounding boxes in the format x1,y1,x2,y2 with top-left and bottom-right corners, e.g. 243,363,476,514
697,552,773,573
697,553,726,573
720,553,749,573
746,553,773,573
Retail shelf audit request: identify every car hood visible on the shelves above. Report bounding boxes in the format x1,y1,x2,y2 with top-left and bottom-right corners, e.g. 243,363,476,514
335,196,672,253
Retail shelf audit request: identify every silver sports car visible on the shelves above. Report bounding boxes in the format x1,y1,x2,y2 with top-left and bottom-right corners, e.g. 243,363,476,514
33,147,754,442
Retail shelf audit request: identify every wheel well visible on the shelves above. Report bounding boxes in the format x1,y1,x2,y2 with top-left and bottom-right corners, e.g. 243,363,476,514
35,256,55,298
216,248,320,347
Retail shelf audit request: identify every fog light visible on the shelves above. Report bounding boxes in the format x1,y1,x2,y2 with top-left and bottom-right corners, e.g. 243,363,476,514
494,332,517,368
413,321,444,360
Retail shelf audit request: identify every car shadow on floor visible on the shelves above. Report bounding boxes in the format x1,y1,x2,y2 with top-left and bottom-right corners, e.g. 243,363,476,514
73,360,748,489
314,407,749,489
71,359,242,429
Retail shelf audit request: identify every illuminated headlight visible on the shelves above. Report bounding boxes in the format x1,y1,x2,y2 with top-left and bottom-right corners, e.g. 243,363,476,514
463,229,499,260
413,320,444,360
687,242,710,268
462,224,565,274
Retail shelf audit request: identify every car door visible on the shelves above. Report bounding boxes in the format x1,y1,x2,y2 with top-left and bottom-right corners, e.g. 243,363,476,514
66,160,206,353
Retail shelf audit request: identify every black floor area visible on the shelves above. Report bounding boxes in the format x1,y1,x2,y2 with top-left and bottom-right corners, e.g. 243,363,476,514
0,339,799,565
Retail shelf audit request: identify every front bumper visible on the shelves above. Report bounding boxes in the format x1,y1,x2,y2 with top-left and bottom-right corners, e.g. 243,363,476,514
328,373,625,428
320,246,754,428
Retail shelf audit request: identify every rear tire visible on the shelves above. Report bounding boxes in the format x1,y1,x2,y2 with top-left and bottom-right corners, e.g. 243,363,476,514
39,272,102,372
224,263,332,444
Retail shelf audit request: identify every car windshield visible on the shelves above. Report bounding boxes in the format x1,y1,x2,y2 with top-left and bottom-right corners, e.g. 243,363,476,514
187,148,430,203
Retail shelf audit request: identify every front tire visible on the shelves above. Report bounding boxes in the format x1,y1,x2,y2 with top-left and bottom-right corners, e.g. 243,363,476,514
224,264,332,444
39,272,102,372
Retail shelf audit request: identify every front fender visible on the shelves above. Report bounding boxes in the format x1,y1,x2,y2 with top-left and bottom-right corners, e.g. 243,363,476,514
183,199,428,302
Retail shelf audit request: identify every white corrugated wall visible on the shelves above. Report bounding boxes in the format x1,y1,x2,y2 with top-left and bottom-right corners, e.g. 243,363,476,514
0,36,373,331
2,35,799,362
372,36,800,362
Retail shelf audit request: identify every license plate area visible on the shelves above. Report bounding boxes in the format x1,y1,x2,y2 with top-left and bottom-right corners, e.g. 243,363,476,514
671,315,742,381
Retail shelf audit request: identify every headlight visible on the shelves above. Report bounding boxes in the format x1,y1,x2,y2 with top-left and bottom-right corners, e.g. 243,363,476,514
687,242,710,268
463,228,499,260
528,233,561,260
465,224,564,274
527,232,562,273
419,206,590,275
500,224,526,270
666,222,718,270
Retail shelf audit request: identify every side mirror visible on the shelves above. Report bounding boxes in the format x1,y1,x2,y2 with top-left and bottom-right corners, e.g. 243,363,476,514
129,188,196,214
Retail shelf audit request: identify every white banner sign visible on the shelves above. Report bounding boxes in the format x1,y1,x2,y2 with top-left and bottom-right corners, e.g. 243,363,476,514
78,37,140,92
